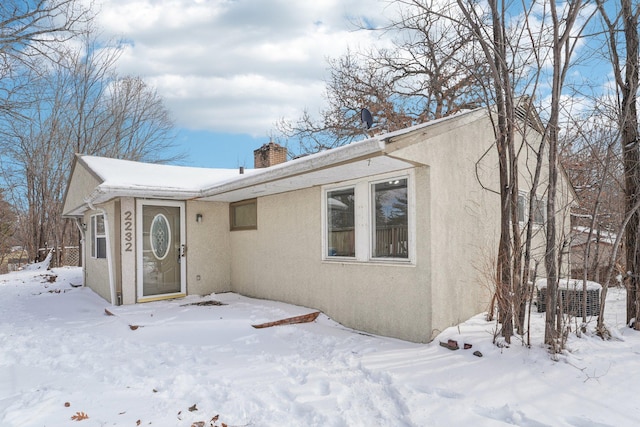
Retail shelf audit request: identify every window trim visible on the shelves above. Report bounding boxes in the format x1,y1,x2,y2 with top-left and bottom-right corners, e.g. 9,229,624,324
325,185,357,260
322,170,415,264
229,198,258,231
517,191,527,224
90,213,107,259
517,191,546,226
370,177,410,260
533,194,547,225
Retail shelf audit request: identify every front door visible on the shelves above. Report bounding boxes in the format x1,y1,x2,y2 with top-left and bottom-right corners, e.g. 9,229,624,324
137,200,186,301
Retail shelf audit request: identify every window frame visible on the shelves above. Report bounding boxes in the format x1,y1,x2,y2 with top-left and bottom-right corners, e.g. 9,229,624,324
90,214,107,259
532,195,546,225
230,198,258,231
517,191,527,224
370,177,409,260
325,185,357,259
322,170,415,264
517,191,546,226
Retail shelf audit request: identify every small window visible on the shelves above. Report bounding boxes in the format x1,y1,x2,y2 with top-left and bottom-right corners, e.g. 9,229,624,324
327,187,355,257
517,192,545,226
517,192,526,223
230,199,257,230
533,196,546,225
91,214,106,259
372,178,408,258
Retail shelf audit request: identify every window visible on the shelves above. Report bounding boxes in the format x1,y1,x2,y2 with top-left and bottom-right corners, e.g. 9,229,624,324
230,199,257,230
516,192,546,226
517,192,526,223
372,179,408,258
91,214,106,259
533,195,546,225
327,188,355,257
324,173,412,263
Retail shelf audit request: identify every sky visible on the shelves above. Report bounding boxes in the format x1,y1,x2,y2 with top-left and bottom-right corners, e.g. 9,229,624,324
88,0,389,169
84,0,616,171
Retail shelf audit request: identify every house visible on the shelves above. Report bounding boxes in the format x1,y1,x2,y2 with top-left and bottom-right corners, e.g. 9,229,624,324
62,106,575,343
570,226,622,284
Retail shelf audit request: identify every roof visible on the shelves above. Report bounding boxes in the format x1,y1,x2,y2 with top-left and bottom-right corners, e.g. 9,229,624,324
63,108,486,216
81,155,254,193
571,226,617,246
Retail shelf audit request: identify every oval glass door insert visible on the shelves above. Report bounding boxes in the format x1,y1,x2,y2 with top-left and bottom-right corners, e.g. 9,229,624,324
150,213,171,260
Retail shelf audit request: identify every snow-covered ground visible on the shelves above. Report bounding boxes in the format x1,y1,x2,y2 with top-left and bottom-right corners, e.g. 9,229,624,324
1,267,639,426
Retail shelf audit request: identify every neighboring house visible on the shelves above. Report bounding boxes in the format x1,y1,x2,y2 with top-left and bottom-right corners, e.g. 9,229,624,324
62,106,575,343
570,226,622,284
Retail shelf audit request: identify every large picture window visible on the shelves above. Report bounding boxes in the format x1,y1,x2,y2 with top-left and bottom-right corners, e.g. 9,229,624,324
91,214,106,259
324,173,413,263
327,187,355,257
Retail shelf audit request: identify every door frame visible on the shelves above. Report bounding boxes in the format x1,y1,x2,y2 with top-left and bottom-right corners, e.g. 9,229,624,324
136,199,186,302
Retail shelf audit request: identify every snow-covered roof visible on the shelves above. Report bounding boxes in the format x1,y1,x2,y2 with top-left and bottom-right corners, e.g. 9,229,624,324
571,226,617,246
81,155,254,193
63,107,487,215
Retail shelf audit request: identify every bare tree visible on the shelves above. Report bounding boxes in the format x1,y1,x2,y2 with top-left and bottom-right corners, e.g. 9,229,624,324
277,0,595,350
422,0,593,349
0,0,90,263
276,0,487,156
453,0,519,343
0,34,180,263
561,111,624,284
597,0,640,330
0,189,17,269
0,1,90,117
277,49,413,154
538,0,593,352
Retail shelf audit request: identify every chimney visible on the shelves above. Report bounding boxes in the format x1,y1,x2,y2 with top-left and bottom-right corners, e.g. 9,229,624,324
253,141,287,168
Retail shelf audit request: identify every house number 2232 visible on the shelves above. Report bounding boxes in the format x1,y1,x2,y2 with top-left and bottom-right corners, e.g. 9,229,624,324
123,211,133,252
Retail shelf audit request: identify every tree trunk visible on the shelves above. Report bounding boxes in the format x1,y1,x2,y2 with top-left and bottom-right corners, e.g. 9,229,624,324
491,0,514,342
544,0,586,351
620,0,640,329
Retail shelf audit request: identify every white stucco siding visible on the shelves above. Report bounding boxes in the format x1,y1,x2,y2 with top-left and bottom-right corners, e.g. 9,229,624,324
186,201,232,295
389,114,498,335
230,187,321,305
62,162,101,216
547,170,576,278
388,111,576,334
84,202,117,303
231,167,434,343
118,198,136,304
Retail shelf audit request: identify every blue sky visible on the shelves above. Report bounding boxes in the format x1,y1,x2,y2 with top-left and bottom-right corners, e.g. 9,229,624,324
88,0,388,169
173,130,263,169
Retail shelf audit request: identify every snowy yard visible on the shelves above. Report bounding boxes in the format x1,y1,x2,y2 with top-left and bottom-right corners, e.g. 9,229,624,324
1,267,639,426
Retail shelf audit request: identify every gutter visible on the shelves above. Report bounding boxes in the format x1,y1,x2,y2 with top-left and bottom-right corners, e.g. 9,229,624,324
198,136,387,198
85,195,118,306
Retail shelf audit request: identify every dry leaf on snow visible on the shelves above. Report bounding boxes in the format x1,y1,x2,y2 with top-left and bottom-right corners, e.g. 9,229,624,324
70,411,89,421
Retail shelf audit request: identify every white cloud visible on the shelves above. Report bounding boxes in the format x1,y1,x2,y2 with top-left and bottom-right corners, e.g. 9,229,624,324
88,0,385,135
